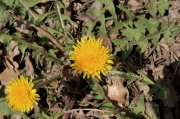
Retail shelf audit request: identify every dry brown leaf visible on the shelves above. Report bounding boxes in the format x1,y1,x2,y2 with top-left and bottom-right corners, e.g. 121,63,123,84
128,0,139,7
138,82,150,96
47,18,59,29
47,101,62,112
107,78,127,107
90,1,103,10
110,33,119,40
71,110,86,119
145,102,158,118
86,111,104,119
169,42,180,58
105,20,114,29
10,114,22,119
9,40,19,57
0,43,20,85
25,52,34,79
0,40,24,84
0,67,20,85
13,22,30,35
97,35,113,54
130,85,141,106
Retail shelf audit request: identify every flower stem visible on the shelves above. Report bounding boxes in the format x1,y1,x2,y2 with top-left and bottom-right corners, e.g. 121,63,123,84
34,74,60,89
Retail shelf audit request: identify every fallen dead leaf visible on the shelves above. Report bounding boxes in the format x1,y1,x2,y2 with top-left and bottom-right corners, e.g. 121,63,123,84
86,111,104,119
25,52,34,79
97,35,113,54
10,114,22,119
138,82,150,96
145,102,158,118
169,42,180,58
9,40,19,57
71,110,86,119
0,67,20,85
0,40,20,85
130,84,141,106
107,77,127,107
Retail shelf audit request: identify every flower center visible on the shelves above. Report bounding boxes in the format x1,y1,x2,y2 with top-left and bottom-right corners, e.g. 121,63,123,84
76,46,106,72
12,83,30,103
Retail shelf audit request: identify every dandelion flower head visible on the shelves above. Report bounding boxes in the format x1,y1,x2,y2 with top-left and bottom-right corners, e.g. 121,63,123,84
70,36,114,79
5,75,40,113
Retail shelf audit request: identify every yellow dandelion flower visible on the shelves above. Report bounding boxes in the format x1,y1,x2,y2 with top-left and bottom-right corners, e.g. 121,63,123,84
70,36,114,79
5,75,40,113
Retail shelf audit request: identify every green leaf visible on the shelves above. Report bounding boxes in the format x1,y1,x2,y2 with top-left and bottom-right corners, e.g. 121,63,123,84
148,0,157,17
151,34,160,50
157,1,169,16
1,0,15,6
132,29,144,40
122,46,133,61
117,5,134,19
101,102,114,108
97,15,107,34
47,27,61,34
130,94,145,117
0,98,21,115
111,39,128,48
134,22,146,34
13,32,22,39
19,43,28,62
170,25,180,38
32,50,41,67
62,14,77,26
145,20,159,34
94,0,117,20
48,49,58,57
161,21,169,31
117,116,126,119
156,85,170,100
163,30,171,43
148,19,160,28
149,77,171,100
56,1,65,9
138,71,154,84
0,33,13,45
93,94,104,100
23,0,55,7
121,28,134,41
149,86,159,94
86,9,103,17
46,57,54,66
138,40,148,55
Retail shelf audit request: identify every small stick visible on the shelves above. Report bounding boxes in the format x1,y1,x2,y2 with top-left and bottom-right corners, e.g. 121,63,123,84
19,0,48,31
56,2,70,42
11,14,65,52
60,108,110,117
56,3,65,29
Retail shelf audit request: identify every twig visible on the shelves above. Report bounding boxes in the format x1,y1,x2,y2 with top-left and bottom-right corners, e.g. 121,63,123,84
11,14,65,52
60,108,110,117
19,0,48,31
19,0,38,21
34,74,61,89
56,2,69,42
56,3,65,29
